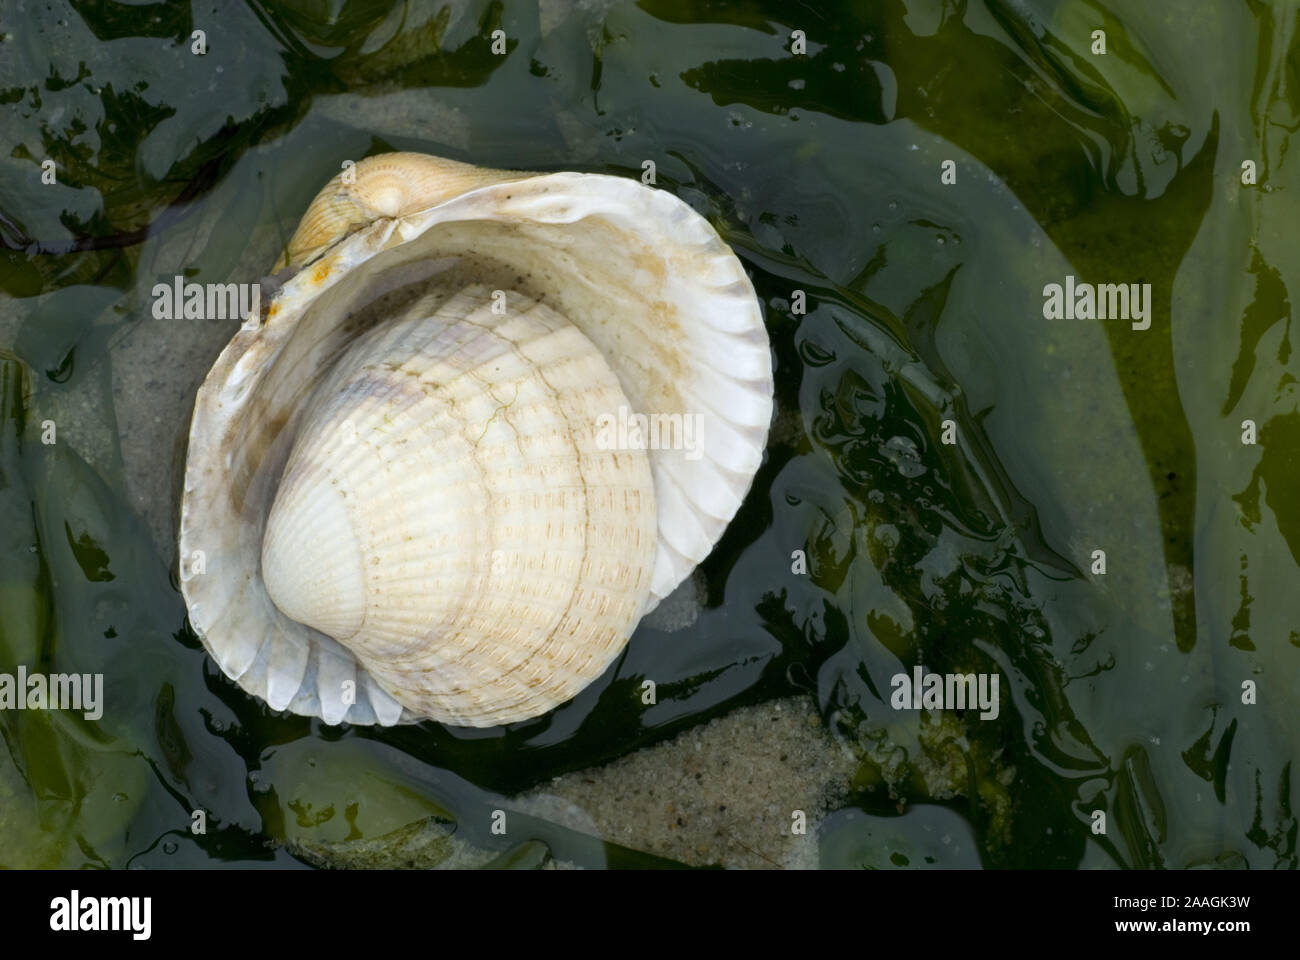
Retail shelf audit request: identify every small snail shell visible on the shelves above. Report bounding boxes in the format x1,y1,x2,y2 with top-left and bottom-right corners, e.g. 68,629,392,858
179,153,772,727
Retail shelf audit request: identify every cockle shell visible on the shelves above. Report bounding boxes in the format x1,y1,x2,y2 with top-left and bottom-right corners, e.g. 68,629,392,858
179,152,773,727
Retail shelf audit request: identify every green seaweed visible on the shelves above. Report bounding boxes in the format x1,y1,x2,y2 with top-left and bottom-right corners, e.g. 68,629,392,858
0,0,1296,869
0,355,146,867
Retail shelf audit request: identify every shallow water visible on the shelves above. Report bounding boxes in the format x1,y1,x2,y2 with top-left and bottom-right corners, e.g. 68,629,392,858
0,0,1296,868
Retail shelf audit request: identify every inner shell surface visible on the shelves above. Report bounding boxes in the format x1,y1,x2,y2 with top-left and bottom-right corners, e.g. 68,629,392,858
259,283,658,726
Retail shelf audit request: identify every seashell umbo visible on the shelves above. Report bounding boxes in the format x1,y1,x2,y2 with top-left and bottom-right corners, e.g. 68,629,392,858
179,152,772,727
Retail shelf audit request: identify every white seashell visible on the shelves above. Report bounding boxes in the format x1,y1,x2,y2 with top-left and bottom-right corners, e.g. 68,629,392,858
179,152,773,727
